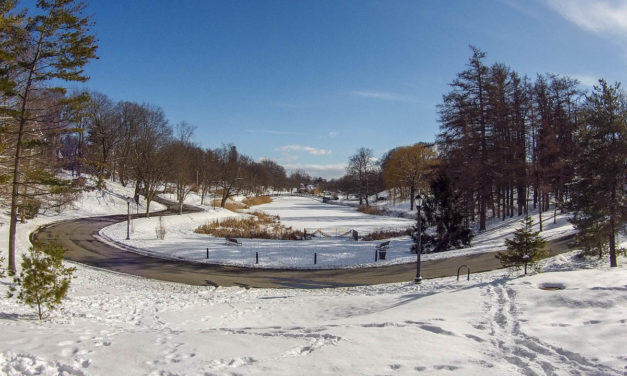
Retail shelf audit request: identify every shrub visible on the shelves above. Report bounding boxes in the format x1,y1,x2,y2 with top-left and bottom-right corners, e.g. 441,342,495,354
195,211,303,240
8,241,75,320
223,201,247,211
19,199,41,220
496,216,547,271
242,195,272,207
0,256,5,278
362,228,412,241
357,205,381,215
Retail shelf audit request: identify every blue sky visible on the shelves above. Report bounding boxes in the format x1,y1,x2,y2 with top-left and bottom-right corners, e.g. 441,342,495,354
66,0,626,178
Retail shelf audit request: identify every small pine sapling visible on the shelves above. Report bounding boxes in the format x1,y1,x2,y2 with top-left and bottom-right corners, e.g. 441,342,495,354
496,216,547,272
8,242,76,320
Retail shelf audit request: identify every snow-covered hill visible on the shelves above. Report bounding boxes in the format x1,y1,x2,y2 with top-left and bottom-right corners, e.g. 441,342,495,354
0,179,625,375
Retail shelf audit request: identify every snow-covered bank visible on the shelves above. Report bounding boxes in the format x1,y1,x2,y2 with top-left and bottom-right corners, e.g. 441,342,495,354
0,179,166,266
0,179,625,375
0,252,625,375
100,196,576,269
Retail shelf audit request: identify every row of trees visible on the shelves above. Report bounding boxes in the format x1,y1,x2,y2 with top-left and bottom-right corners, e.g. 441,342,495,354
60,91,297,215
329,48,625,266
0,1,300,274
438,47,583,232
438,47,625,266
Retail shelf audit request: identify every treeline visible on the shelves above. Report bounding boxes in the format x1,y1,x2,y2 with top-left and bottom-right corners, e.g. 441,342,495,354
328,47,625,265
439,47,580,232
438,47,625,268
0,0,297,274
61,91,293,215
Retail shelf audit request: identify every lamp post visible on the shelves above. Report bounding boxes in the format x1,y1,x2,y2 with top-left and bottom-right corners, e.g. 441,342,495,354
414,194,423,284
125,196,133,240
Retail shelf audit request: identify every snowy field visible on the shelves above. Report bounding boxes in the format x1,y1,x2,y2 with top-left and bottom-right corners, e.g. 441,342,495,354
100,196,575,269
0,251,625,375
0,179,625,375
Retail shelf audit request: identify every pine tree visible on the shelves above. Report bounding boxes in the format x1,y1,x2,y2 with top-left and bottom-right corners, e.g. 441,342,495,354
2,0,97,274
569,79,627,267
438,46,491,230
496,215,546,270
422,171,474,252
8,241,76,320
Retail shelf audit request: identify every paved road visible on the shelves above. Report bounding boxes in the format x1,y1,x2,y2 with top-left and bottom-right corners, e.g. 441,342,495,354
30,201,573,289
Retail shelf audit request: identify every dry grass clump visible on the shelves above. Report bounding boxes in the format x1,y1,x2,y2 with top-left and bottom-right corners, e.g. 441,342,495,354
357,205,381,215
242,195,272,207
195,211,304,240
362,228,412,241
219,201,247,211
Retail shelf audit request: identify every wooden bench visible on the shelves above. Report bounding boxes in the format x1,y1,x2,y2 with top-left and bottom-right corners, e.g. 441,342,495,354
225,237,242,246
376,241,390,251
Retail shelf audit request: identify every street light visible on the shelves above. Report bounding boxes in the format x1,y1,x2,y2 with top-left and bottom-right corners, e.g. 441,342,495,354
125,196,134,240
414,194,423,284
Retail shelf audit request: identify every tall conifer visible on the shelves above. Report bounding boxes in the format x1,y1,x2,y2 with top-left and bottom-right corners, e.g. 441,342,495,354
2,0,97,274
570,80,626,267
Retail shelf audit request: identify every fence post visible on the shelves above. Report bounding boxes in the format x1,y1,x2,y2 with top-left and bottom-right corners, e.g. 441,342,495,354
375,249,378,262
206,248,209,259
314,253,317,265
256,252,259,264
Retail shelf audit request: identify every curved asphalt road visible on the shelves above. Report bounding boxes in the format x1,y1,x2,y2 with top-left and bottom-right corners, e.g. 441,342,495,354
30,199,573,289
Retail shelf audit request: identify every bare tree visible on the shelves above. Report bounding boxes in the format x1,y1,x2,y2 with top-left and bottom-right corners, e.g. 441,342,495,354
85,92,123,189
165,122,198,214
214,144,244,207
114,101,143,187
382,143,438,210
198,149,217,205
347,147,375,206
131,104,171,217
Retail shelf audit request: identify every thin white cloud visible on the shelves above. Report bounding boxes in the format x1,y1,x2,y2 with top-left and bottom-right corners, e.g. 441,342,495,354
572,74,601,88
277,145,332,156
348,90,416,102
328,131,339,138
546,0,627,35
284,163,347,179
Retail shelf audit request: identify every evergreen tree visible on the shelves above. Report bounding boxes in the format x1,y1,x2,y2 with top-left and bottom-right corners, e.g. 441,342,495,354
422,171,474,252
8,241,76,320
438,46,491,230
569,80,627,267
2,0,97,274
496,215,546,269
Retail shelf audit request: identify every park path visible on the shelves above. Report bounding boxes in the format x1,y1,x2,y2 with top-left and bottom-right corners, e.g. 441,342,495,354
30,198,572,289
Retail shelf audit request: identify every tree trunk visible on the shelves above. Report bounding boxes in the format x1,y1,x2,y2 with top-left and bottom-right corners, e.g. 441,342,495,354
538,187,543,232
609,216,617,267
8,35,43,274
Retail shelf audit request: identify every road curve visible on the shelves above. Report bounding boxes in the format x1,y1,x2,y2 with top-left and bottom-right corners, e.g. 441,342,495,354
30,201,573,289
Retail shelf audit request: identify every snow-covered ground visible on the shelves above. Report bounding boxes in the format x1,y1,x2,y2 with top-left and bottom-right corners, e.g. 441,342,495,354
0,178,625,375
100,196,575,269
0,250,625,375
